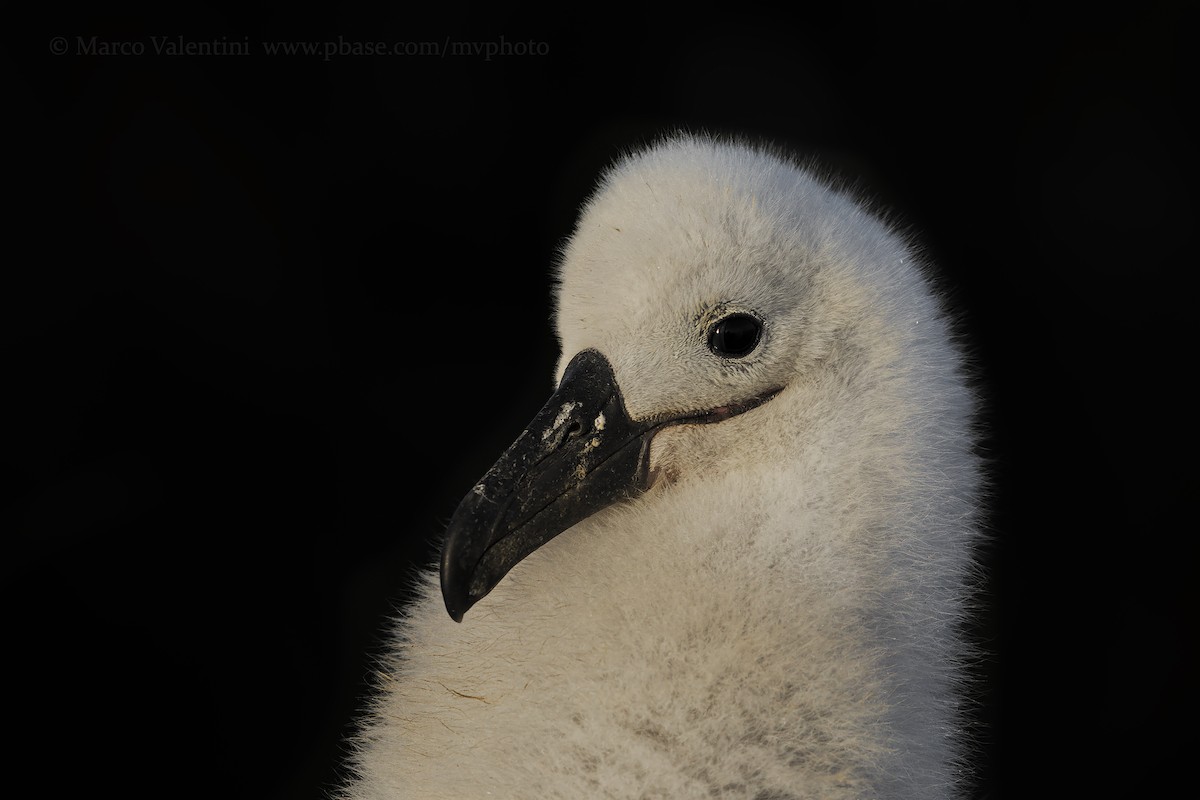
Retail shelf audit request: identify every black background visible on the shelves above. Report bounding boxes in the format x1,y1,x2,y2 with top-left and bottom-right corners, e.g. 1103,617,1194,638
13,4,1194,798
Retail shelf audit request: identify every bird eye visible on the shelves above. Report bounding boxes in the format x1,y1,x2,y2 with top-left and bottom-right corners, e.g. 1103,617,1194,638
708,313,762,358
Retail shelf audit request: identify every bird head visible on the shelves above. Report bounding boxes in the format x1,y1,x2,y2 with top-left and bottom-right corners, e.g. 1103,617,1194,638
440,136,946,622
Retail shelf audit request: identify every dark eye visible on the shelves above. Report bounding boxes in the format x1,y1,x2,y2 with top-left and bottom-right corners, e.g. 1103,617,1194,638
708,313,762,358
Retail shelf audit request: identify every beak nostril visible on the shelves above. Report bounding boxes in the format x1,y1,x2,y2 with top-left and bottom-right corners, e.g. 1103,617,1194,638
565,420,584,439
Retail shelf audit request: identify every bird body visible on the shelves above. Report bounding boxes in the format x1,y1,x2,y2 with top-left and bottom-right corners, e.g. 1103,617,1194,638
345,137,980,798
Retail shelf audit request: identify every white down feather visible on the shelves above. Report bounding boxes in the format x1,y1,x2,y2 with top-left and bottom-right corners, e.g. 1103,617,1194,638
343,135,981,799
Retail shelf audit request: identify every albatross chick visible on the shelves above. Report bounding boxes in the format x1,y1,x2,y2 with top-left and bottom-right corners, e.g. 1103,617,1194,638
344,136,982,800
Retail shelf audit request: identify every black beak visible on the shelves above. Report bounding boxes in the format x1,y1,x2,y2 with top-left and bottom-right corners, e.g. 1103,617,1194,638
439,349,657,622
439,348,783,622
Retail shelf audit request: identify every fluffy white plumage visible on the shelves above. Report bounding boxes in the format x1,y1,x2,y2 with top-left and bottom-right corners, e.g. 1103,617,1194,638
344,136,981,799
